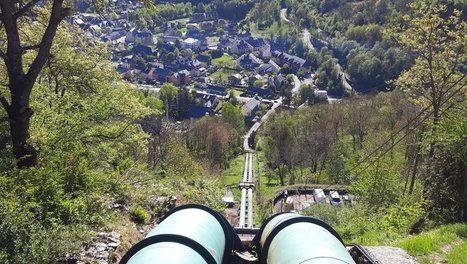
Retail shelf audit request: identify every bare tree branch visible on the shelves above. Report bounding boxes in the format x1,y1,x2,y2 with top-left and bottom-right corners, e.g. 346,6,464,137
21,44,40,52
26,0,70,94
0,96,10,113
14,0,42,19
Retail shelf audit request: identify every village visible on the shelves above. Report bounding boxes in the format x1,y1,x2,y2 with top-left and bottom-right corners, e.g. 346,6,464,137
69,0,330,122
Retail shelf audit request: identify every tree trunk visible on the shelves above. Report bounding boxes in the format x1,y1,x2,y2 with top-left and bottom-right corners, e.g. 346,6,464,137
7,90,37,167
408,143,421,195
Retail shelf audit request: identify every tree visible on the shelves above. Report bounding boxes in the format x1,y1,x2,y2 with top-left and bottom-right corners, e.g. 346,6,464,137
394,2,466,222
395,2,466,134
253,79,264,88
299,84,315,104
221,102,245,150
160,82,177,119
263,113,297,185
0,1,71,167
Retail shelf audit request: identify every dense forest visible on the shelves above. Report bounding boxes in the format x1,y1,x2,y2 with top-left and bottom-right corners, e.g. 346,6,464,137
0,0,465,263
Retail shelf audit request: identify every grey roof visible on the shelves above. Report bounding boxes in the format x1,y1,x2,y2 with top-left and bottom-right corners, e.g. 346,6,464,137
237,53,262,65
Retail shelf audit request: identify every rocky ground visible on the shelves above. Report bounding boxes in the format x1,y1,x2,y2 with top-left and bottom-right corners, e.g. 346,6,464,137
78,232,121,264
366,246,418,264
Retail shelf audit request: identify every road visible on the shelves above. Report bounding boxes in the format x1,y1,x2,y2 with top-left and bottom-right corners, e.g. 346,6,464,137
280,9,291,24
301,29,314,50
292,75,301,95
280,7,353,93
243,98,282,151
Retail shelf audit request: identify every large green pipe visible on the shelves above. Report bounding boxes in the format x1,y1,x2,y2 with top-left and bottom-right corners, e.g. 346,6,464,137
121,204,243,264
257,213,356,264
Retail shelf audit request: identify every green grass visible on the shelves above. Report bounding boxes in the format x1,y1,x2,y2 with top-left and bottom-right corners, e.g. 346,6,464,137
223,154,245,202
229,89,243,97
223,154,245,186
255,139,280,199
447,241,467,264
394,224,467,263
212,54,236,68
208,69,236,82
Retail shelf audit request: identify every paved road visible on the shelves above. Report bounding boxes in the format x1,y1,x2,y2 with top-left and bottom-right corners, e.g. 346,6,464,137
280,9,291,24
243,98,282,151
301,29,314,50
292,75,301,95
280,7,353,93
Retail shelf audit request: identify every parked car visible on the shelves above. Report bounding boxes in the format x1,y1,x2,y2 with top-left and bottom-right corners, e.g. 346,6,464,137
312,189,326,203
329,191,342,207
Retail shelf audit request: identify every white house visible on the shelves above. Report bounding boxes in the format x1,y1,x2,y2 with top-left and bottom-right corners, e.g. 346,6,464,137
181,38,201,50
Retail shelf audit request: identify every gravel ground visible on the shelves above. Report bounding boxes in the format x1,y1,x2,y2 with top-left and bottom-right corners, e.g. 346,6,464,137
365,246,418,264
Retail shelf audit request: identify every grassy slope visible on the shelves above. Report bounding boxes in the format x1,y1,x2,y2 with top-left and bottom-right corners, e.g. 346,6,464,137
223,154,245,202
394,224,467,264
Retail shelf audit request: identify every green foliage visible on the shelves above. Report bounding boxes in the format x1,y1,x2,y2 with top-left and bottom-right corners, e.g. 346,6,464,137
350,157,402,208
395,224,467,257
160,82,178,119
132,3,193,31
246,0,280,28
130,206,150,224
447,241,467,264
253,79,265,88
393,1,467,223
212,54,236,68
302,202,424,245
0,202,92,264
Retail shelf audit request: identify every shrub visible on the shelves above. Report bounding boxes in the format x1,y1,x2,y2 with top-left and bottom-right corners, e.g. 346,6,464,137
130,206,150,224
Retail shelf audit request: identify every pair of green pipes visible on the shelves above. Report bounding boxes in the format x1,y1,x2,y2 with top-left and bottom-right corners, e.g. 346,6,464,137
120,204,355,264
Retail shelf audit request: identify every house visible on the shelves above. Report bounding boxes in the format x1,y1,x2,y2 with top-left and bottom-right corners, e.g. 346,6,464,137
315,90,328,100
244,37,271,58
126,29,154,45
189,105,213,119
241,97,261,117
272,50,308,72
206,84,227,96
181,38,201,50
236,53,262,70
229,73,243,85
134,31,154,45
196,54,211,67
227,39,253,55
169,56,201,72
246,86,274,99
187,23,198,31
197,93,218,108
177,70,191,85
191,67,207,78
154,68,179,86
272,74,286,88
248,74,263,85
132,44,153,56
101,30,126,42
158,43,176,53
163,28,180,43
199,21,214,32
189,11,219,23
256,60,280,75
116,63,131,75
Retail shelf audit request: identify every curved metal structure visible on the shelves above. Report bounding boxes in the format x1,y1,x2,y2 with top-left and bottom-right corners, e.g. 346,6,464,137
256,213,356,264
120,204,243,264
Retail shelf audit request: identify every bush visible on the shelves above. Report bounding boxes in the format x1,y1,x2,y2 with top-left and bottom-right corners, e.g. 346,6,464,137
130,206,150,224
